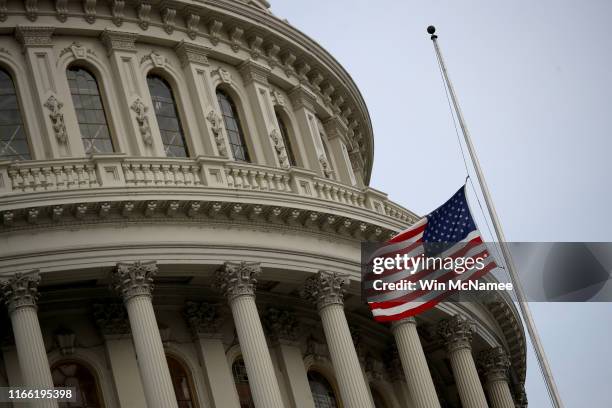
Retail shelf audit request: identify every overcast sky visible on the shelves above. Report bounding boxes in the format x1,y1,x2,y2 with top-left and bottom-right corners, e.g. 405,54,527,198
273,1,612,406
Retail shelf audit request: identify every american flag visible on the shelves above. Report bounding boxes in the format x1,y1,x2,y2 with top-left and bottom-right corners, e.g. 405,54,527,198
366,186,498,322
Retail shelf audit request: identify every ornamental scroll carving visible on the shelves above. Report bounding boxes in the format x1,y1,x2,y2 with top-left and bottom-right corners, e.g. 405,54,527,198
477,346,511,382
113,261,157,301
302,270,348,310
270,129,290,169
214,261,260,302
44,95,68,143
184,301,223,337
437,315,475,353
130,98,152,145
0,272,41,313
206,109,228,157
262,307,300,343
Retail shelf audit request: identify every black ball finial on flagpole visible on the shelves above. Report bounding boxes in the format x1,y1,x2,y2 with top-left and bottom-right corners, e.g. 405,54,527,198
427,25,437,40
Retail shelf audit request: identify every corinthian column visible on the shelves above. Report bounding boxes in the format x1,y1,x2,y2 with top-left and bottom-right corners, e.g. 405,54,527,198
214,262,284,408
112,262,178,408
1,272,58,408
391,317,441,408
302,271,373,408
478,347,515,408
438,316,488,408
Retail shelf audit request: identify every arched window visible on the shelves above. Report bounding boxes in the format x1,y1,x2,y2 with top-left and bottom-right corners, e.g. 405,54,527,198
51,360,103,408
216,89,250,162
67,67,114,154
231,357,254,408
371,387,389,408
166,355,198,408
0,69,30,160
275,111,296,166
147,75,189,157
308,371,339,408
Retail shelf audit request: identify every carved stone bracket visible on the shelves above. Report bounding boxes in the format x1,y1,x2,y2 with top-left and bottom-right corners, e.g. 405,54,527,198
161,7,176,34
44,95,68,144
477,346,511,383
137,3,151,30
437,315,475,353
269,129,289,169
206,109,228,157
211,67,232,84
54,327,76,355
186,13,200,40
184,301,223,338
0,271,41,313
112,261,157,301
214,261,260,302
83,0,96,24
301,270,348,310
93,303,131,337
111,0,125,26
130,98,152,146
174,41,209,67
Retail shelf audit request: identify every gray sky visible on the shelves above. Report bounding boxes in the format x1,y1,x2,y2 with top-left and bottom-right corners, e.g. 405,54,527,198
273,1,612,406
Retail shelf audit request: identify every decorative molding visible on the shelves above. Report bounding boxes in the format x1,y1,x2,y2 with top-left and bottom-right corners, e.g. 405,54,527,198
437,315,475,353
25,0,38,21
211,67,232,84
111,0,125,26
15,26,55,50
44,95,68,144
270,89,285,107
141,50,169,68
229,27,244,52
288,85,317,111
185,13,200,40
206,109,228,157
301,270,348,310
59,41,94,60
184,301,223,337
99,30,138,54
161,7,176,35
318,155,333,179
174,41,209,67
55,0,68,22
270,129,289,169
266,43,280,67
137,3,151,30
130,98,152,146
0,271,40,313
113,261,157,301
214,261,260,302
208,20,223,46
248,34,264,59
83,0,96,24
93,303,131,337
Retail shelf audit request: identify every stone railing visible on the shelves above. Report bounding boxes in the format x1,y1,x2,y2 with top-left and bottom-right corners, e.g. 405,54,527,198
0,156,417,226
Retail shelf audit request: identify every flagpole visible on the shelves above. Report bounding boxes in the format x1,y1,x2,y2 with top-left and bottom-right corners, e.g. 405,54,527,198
427,26,564,408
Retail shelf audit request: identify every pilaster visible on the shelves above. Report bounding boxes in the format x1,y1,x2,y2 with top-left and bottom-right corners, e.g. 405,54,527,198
324,116,357,185
288,85,325,174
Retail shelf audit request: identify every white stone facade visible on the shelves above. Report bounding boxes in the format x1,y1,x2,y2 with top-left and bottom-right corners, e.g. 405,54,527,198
0,1,526,407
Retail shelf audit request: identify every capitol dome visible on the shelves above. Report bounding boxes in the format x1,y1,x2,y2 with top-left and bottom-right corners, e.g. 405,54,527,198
0,1,526,407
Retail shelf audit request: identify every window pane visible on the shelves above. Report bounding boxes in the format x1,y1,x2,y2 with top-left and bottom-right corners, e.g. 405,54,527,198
0,69,30,160
52,361,102,408
216,90,250,162
67,67,114,155
276,113,296,166
147,75,189,158
167,355,197,408
308,371,339,408
232,358,255,408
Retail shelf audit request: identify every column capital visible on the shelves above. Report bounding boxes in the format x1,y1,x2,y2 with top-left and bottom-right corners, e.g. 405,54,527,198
262,307,300,345
438,315,475,353
302,270,348,310
174,40,210,67
184,301,223,338
113,261,157,301
15,26,55,51
214,261,260,302
477,346,511,383
323,115,349,143
238,59,271,86
0,271,41,313
93,303,131,338
100,29,139,55
289,85,317,111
